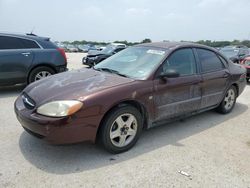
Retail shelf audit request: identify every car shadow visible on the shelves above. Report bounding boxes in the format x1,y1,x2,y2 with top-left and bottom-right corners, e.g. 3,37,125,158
19,102,248,174
0,85,25,98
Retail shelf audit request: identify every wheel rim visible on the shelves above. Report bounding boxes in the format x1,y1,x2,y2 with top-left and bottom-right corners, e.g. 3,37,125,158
110,113,138,148
224,89,235,111
34,71,51,81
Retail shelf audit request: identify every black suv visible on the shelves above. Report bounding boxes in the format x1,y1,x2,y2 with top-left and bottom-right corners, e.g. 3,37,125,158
220,45,249,63
82,43,126,67
0,33,67,86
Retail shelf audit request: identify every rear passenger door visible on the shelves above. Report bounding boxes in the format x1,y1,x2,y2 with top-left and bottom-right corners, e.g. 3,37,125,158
0,36,37,85
195,48,230,109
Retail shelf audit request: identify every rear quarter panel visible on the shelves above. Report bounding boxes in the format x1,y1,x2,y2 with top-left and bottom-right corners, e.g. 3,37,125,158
29,49,66,71
228,62,247,96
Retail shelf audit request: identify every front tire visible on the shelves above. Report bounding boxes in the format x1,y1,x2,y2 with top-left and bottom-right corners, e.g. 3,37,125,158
99,105,143,154
216,86,237,114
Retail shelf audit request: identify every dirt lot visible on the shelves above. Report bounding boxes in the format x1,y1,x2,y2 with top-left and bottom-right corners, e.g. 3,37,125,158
0,53,250,188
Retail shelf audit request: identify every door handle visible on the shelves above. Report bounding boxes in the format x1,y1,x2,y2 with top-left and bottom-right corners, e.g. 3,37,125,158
21,52,30,56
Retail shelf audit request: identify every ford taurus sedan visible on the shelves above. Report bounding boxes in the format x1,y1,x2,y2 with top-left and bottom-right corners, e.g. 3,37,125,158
15,42,247,153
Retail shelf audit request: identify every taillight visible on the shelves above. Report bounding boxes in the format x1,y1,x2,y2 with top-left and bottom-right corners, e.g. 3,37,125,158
57,48,67,64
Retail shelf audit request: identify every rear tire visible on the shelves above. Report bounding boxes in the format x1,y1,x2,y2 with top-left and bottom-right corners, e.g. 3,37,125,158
216,86,237,114
99,105,143,154
28,66,55,83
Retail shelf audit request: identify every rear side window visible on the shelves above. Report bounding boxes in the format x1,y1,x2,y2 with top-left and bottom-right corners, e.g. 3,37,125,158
162,48,197,76
0,36,40,49
197,48,224,73
0,36,24,49
19,38,40,49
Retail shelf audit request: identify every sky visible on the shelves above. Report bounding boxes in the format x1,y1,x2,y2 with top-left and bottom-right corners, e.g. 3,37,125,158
0,0,250,42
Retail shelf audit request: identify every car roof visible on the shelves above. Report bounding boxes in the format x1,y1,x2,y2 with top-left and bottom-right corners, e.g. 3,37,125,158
0,32,50,41
135,41,214,50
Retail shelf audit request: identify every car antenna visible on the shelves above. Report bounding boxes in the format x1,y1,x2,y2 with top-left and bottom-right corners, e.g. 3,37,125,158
26,27,37,36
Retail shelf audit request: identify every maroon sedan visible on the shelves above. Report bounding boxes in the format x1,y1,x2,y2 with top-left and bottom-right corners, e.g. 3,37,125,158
15,42,247,153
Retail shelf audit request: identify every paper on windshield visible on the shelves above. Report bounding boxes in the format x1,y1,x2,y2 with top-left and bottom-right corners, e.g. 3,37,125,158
147,49,165,56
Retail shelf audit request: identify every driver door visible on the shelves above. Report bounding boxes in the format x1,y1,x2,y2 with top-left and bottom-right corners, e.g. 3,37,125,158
153,48,202,122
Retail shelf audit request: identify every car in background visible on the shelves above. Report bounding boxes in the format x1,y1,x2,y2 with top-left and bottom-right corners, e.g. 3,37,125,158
220,45,249,63
82,43,126,67
95,45,106,51
240,56,250,82
66,44,79,52
78,44,99,53
15,42,246,153
56,43,68,52
0,33,67,86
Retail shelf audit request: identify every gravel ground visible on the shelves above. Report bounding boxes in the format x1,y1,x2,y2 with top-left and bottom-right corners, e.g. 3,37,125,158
0,53,250,188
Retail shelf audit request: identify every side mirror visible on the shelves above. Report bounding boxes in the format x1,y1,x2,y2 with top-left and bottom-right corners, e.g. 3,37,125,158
159,69,180,79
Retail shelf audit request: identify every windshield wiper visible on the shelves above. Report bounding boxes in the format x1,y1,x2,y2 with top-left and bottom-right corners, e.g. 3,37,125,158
94,67,129,78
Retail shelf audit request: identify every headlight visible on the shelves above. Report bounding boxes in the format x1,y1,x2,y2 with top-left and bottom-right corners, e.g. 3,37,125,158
37,100,83,117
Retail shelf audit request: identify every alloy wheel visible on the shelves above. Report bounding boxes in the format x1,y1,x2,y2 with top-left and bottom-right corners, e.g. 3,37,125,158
110,113,138,147
34,71,51,81
224,88,236,111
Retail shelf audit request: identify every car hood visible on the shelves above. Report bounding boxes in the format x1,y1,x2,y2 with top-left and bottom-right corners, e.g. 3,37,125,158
24,68,134,106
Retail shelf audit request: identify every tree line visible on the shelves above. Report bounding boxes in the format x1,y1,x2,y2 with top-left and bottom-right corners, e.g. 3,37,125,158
61,38,250,48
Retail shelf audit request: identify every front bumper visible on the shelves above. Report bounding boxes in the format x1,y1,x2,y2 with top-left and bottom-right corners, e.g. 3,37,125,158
82,57,96,67
15,95,97,144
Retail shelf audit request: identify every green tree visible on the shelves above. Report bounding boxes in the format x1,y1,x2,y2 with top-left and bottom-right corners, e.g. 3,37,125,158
141,38,152,43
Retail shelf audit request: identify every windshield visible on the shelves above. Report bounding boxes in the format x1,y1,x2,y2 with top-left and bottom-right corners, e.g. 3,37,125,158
94,47,167,80
101,44,116,54
220,48,239,58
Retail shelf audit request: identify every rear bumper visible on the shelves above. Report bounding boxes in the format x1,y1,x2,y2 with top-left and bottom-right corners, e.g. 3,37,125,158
55,65,68,73
14,95,97,144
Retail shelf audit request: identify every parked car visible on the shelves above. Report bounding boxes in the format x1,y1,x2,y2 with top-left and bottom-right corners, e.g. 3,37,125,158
78,44,99,53
240,56,250,82
77,45,87,52
66,44,79,52
82,43,126,67
0,33,67,86
56,43,68,52
220,45,249,63
15,42,246,153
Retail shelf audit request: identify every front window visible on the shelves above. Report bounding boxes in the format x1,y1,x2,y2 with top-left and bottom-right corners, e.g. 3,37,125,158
94,47,167,80
161,48,197,76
